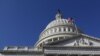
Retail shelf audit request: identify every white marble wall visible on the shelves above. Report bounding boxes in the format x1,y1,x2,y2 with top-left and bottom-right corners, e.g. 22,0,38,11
56,37,100,47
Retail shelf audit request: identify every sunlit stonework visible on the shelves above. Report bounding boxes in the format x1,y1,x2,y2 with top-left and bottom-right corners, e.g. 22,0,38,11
1,10,100,56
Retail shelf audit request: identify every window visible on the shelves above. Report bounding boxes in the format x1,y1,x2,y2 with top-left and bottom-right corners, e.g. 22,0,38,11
59,28,61,32
64,27,66,32
53,38,58,41
39,43,42,47
72,28,74,32
48,39,52,42
68,27,70,31
89,42,93,46
59,37,64,40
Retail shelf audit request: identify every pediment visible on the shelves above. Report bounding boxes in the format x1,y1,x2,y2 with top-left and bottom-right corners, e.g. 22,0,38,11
46,34,100,47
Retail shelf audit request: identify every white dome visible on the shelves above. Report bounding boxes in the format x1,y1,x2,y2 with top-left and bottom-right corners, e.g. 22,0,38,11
35,11,83,48
45,19,74,30
39,18,82,40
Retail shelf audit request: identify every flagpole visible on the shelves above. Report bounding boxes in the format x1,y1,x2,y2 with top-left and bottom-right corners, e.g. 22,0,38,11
67,17,79,35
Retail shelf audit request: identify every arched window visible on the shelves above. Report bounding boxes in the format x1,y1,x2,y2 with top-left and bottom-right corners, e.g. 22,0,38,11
63,27,66,32
68,27,70,32
39,43,42,47
59,27,61,32
72,28,74,32
53,38,58,41
59,37,64,40
48,39,52,42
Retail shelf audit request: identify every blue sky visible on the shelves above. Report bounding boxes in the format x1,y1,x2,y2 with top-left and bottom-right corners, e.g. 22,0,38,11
0,0,100,49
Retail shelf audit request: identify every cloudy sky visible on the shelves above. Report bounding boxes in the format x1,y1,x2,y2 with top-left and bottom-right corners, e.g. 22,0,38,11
0,0,100,49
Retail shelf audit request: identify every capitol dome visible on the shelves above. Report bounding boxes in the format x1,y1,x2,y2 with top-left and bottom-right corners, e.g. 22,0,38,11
35,10,83,48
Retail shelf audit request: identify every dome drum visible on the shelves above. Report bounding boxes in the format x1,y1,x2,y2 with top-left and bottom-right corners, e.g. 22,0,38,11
39,25,81,40
36,34,76,48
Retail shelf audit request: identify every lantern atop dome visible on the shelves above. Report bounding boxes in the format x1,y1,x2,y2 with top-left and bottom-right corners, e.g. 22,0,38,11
55,9,62,19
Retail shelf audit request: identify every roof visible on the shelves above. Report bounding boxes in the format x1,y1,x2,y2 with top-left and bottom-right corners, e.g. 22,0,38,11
44,33,100,45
